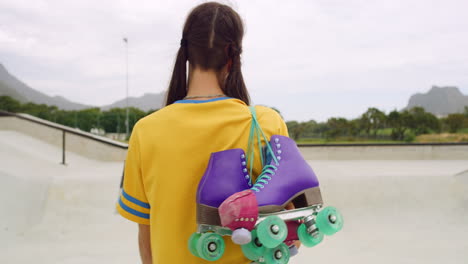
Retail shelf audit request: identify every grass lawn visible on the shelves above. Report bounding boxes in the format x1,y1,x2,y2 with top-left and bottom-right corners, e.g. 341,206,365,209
296,138,404,144
415,133,468,143
297,132,468,144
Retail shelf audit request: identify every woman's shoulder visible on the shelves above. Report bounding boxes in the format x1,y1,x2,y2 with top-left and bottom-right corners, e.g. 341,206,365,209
254,105,284,121
253,105,289,137
131,105,176,132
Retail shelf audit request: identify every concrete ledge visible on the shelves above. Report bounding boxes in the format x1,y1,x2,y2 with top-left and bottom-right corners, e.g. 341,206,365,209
299,144,468,160
0,113,127,162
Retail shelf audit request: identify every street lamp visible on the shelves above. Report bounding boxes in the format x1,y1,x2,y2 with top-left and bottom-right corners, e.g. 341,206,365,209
123,37,129,140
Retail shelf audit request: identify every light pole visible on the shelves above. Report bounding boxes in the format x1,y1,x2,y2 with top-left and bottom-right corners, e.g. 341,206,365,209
123,37,129,140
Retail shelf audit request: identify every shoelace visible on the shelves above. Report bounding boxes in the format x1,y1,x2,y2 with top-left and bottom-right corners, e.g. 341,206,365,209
246,106,279,188
251,164,277,192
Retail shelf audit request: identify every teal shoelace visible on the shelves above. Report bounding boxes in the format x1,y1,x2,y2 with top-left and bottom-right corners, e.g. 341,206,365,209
246,106,279,190
251,164,277,192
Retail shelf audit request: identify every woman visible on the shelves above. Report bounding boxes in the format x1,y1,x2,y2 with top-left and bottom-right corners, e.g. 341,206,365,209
117,2,289,263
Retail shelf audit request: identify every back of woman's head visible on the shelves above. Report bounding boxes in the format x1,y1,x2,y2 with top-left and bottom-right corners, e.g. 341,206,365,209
165,2,250,106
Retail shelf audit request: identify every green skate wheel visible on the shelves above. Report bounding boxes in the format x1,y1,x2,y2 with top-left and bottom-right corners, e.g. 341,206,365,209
316,206,343,235
256,215,287,248
264,243,290,264
188,233,201,258
196,233,225,261
297,223,323,247
241,230,265,261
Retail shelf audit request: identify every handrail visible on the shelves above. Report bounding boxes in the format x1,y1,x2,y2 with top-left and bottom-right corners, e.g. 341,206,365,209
0,110,128,149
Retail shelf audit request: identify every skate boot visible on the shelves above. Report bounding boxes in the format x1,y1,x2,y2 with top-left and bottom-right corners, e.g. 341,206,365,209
188,148,253,261
219,135,344,263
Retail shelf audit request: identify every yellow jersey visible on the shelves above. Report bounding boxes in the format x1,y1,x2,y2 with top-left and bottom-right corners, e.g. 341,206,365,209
117,97,288,264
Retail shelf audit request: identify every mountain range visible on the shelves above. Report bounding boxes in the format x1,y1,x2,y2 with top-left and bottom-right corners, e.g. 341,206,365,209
0,63,165,111
0,64,91,110
406,86,468,116
1,63,467,116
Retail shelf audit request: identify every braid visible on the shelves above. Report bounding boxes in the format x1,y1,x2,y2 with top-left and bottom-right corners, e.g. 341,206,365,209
224,43,249,105
165,45,188,106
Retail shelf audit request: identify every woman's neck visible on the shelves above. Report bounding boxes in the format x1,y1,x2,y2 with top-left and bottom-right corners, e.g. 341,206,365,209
186,67,225,99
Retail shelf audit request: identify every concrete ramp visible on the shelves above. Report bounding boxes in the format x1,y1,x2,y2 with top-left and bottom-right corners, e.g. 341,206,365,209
291,160,468,264
454,169,468,184
0,131,139,263
0,131,58,238
0,170,49,239
1,129,468,263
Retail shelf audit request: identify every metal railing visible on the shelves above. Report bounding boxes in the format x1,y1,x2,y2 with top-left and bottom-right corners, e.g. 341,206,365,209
0,110,128,165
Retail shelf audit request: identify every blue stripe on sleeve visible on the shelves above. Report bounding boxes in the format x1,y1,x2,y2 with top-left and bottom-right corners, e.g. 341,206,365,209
119,198,150,219
122,189,150,209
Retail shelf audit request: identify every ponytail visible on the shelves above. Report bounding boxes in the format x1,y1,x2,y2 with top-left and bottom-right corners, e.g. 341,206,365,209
165,44,188,106
224,44,250,105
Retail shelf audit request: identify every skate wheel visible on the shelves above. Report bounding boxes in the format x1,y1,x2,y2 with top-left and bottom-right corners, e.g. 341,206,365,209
264,243,290,264
241,230,265,261
316,206,343,235
256,215,287,248
297,223,323,247
196,233,225,261
188,233,201,258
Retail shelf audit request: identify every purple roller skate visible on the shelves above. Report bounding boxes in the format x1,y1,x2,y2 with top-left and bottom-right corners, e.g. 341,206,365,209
219,135,344,263
188,148,253,261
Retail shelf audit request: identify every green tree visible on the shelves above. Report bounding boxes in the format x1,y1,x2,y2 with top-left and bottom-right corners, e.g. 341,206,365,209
20,102,58,120
128,107,147,131
286,121,306,140
55,109,76,127
445,113,465,133
75,108,101,131
300,120,319,138
359,107,387,138
348,119,361,137
388,110,412,141
407,107,440,135
100,107,147,134
101,108,125,133
312,122,329,138
325,117,349,139
0,96,22,112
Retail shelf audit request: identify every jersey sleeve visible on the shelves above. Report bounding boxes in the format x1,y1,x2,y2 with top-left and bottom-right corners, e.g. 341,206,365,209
116,124,151,225
277,112,289,137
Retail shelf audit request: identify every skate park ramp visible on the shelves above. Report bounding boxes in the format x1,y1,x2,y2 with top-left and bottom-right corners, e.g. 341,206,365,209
0,130,139,263
1,127,468,263
454,169,468,184
290,160,468,264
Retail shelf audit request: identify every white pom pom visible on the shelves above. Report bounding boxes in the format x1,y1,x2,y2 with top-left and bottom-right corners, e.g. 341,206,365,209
231,228,251,245
289,245,299,257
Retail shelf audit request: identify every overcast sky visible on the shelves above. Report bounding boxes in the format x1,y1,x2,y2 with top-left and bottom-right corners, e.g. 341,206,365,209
1,0,467,121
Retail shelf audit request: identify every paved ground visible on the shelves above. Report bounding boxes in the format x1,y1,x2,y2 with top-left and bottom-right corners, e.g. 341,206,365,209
1,130,467,263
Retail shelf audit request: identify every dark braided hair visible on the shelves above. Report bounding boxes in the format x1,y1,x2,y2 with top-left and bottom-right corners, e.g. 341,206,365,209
165,2,250,106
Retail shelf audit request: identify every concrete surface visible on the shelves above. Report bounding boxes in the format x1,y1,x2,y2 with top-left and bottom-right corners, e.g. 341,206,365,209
0,131,137,263
1,130,467,263
290,159,468,264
